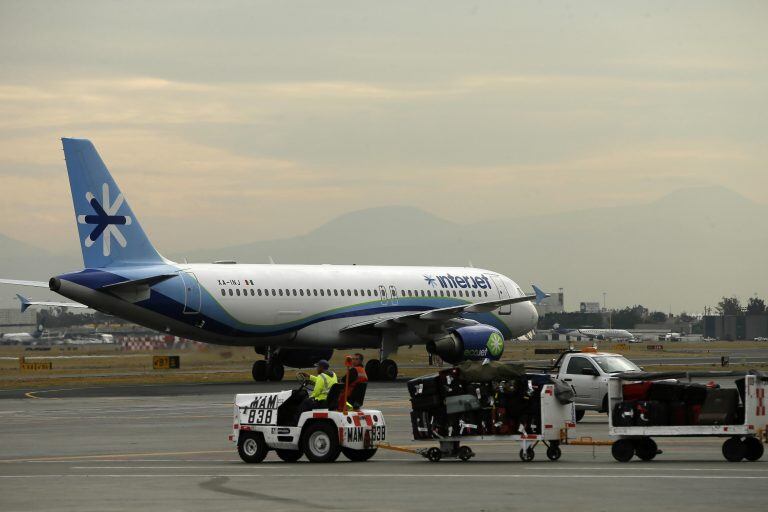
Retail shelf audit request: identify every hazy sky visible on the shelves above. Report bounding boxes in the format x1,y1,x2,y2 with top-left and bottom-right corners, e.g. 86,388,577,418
0,1,766,254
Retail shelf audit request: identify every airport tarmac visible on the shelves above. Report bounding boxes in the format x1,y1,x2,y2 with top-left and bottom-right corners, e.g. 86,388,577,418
1,381,766,512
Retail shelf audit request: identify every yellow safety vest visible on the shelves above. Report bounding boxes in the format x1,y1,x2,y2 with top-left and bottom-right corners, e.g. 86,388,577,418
309,371,337,401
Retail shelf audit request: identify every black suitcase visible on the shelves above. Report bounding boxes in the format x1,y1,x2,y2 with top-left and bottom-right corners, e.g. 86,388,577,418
407,374,442,398
411,394,444,410
410,410,430,439
647,381,685,402
682,383,709,405
699,389,740,425
613,401,636,426
635,400,669,426
438,367,465,396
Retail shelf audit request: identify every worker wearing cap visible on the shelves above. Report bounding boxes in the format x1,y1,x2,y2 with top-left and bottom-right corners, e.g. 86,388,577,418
297,359,338,416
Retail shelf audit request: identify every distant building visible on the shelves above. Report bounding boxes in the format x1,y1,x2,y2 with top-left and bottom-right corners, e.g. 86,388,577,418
580,302,601,314
703,315,768,340
0,308,37,335
534,289,564,315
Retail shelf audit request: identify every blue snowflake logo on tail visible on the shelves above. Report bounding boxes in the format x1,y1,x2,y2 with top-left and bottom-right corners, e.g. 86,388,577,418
77,183,132,256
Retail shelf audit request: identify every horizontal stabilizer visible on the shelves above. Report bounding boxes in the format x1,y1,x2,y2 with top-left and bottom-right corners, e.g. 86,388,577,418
16,294,87,312
0,278,49,288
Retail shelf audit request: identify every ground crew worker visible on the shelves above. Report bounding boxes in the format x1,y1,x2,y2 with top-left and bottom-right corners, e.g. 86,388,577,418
297,359,337,417
338,353,368,410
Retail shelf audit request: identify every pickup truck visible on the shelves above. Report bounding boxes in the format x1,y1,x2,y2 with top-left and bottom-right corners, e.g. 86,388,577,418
548,349,642,421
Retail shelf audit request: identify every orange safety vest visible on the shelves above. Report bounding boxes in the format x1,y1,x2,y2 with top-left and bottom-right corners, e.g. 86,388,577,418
339,366,369,410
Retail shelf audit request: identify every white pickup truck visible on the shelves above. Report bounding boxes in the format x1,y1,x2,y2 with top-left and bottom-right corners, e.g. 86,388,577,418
548,349,642,421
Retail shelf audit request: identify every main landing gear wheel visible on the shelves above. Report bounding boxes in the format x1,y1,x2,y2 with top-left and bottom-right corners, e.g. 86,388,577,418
519,447,535,462
379,359,398,381
342,448,377,462
301,423,341,463
611,439,635,462
275,449,302,462
426,447,442,462
237,433,268,463
252,360,268,381
723,437,746,462
268,362,285,382
743,437,764,461
365,360,381,381
457,446,474,462
546,444,562,461
635,438,658,461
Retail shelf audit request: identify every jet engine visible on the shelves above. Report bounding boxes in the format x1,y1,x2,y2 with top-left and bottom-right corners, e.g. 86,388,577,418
426,325,505,365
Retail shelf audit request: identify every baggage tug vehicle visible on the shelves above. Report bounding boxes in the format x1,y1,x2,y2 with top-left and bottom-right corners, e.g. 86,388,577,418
229,378,386,463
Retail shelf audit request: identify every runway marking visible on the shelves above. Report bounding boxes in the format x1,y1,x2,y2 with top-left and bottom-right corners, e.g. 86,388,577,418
0,450,231,463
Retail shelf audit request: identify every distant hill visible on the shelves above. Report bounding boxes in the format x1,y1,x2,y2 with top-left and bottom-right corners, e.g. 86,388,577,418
0,186,765,311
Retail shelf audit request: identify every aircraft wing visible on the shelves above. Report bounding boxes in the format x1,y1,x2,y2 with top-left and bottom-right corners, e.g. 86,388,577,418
16,294,88,313
340,293,538,334
0,278,49,288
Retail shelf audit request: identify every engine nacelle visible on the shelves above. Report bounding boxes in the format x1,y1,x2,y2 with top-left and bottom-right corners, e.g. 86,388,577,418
258,348,334,369
426,325,505,365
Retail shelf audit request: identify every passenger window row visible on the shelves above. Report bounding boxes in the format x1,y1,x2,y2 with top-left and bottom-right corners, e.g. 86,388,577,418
219,287,490,299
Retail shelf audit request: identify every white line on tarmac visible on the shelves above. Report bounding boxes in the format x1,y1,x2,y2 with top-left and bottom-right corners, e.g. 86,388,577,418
1,473,768,480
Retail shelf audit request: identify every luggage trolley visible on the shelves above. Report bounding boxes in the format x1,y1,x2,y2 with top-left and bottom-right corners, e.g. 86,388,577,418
608,370,768,462
414,381,576,462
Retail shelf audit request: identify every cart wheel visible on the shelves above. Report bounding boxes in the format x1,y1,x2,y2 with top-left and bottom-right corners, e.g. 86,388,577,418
743,437,764,462
519,447,535,462
301,423,341,463
458,446,474,462
635,438,658,461
611,439,634,462
237,432,268,463
722,437,746,462
275,449,302,462
546,445,562,461
427,447,442,462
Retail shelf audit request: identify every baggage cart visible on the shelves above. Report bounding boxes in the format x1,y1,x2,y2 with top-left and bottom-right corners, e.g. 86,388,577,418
607,371,768,462
415,381,576,462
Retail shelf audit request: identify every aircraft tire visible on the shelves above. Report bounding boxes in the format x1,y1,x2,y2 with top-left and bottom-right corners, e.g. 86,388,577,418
379,359,398,381
251,360,268,381
267,362,285,381
365,359,380,381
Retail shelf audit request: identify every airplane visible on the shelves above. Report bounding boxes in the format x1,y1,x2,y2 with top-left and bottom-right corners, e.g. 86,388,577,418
1,138,545,381
551,323,637,342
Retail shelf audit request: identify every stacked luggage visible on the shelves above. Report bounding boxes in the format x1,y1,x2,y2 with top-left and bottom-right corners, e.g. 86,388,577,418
613,379,744,427
409,362,572,439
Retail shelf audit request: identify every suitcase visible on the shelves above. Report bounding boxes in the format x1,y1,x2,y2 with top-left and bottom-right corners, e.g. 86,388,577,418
438,367,465,396
682,383,708,405
407,374,442,398
410,410,430,439
635,400,669,426
410,394,444,411
623,381,652,401
699,389,740,425
445,394,482,414
668,401,687,425
613,401,636,426
647,381,685,402
458,411,481,436
687,404,702,425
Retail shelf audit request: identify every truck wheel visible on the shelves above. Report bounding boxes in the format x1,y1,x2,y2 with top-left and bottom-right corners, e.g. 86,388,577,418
237,433,268,463
365,360,380,381
601,395,608,413
379,359,398,381
275,449,302,462
611,439,634,462
635,438,658,461
575,409,585,422
722,437,746,462
301,423,341,463
342,447,377,462
251,361,268,381
743,437,764,462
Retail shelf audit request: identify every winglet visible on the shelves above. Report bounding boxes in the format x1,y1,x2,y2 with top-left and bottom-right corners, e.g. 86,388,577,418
532,284,550,305
16,294,31,313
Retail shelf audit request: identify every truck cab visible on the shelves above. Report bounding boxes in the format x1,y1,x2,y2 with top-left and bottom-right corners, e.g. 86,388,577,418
551,349,642,421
